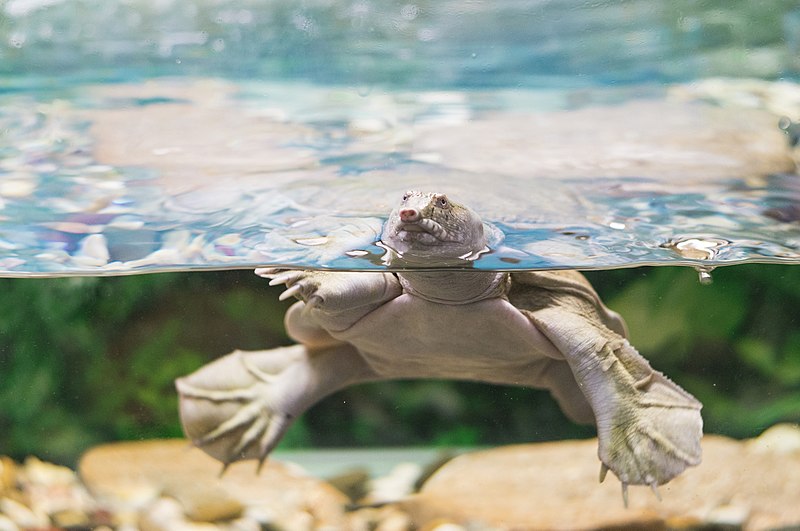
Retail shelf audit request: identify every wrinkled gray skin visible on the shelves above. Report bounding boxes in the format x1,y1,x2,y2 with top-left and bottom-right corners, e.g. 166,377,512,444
176,190,702,503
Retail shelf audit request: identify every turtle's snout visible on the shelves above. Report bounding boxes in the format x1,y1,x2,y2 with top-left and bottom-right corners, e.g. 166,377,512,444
399,208,420,222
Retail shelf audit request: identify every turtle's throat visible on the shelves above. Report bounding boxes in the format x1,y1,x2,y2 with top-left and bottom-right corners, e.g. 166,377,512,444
398,270,509,305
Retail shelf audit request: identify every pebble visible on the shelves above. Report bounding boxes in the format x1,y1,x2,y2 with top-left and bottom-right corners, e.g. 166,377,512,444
78,439,350,529
0,498,48,529
745,422,800,455
0,458,15,496
0,515,18,531
1,427,799,530
367,462,424,504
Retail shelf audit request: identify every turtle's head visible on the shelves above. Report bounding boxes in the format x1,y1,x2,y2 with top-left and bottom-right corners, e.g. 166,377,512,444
380,190,487,265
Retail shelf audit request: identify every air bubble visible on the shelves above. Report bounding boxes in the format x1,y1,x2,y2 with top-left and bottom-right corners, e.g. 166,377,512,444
695,266,715,285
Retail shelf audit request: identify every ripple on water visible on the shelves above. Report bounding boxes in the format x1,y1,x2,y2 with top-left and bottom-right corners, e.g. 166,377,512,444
0,78,799,276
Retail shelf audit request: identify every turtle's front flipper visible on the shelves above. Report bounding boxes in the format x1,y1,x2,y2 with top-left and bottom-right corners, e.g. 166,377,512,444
530,306,702,493
176,343,376,469
258,269,402,332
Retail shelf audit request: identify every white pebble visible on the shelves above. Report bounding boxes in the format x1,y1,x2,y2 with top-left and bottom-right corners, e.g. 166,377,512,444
0,498,48,529
0,514,19,531
367,463,423,504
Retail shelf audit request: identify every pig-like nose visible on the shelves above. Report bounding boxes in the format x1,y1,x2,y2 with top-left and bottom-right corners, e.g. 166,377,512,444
399,208,419,222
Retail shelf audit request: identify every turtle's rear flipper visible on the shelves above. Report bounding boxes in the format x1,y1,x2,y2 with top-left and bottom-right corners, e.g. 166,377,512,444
531,307,702,491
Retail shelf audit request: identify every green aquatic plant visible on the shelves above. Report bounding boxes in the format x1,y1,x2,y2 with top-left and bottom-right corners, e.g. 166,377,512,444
0,265,798,464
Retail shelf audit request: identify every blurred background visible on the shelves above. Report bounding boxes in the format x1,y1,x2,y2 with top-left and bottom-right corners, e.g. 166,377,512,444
1,0,800,466
2,265,800,465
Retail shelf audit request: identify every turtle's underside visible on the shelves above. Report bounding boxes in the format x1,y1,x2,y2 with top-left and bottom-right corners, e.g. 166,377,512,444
177,190,703,503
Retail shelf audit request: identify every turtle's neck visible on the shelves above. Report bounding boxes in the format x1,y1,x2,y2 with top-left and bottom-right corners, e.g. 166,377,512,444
397,270,509,305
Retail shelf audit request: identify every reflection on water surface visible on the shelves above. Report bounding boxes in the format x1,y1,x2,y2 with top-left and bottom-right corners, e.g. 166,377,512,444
1,1,799,275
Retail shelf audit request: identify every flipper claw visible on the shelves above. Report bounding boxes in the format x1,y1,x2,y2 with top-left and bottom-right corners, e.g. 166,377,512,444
268,271,304,286
599,462,609,483
649,480,662,501
254,267,279,278
278,284,302,301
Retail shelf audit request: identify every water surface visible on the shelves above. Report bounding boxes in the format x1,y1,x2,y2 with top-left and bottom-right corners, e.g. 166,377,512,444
1,0,800,276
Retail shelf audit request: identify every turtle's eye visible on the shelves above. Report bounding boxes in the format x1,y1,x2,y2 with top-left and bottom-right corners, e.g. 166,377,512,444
435,195,449,208
402,190,414,202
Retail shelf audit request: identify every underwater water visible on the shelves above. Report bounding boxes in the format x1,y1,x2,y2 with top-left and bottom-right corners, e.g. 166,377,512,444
2,0,800,277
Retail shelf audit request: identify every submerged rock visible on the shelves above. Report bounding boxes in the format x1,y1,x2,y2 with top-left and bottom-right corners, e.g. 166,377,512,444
78,439,349,530
403,428,800,531
2,427,799,530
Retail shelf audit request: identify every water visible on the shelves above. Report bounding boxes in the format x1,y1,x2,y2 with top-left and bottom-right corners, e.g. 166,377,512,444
2,0,800,276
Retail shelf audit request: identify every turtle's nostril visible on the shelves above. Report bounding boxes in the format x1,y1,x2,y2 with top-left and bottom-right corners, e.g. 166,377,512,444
399,208,419,222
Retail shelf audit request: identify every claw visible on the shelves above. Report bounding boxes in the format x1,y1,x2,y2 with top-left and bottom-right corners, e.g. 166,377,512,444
254,267,279,278
196,400,266,446
648,480,662,502
229,413,271,457
599,462,609,483
259,413,290,458
278,284,302,301
256,455,268,474
255,414,292,474
621,482,629,508
269,271,304,286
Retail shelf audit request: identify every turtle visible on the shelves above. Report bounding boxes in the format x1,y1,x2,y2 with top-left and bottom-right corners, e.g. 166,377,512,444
176,190,703,501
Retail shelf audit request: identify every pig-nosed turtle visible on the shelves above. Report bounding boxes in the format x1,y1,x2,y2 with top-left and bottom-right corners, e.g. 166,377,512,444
176,190,702,501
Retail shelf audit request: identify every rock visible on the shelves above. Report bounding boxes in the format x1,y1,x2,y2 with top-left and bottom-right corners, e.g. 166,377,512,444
348,505,415,531
21,456,94,519
402,433,800,530
669,78,800,170
0,514,18,531
0,498,48,529
374,506,414,531
413,100,794,182
420,523,467,531
138,496,262,531
83,80,318,194
79,439,349,529
746,422,800,455
162,483,243,522
367,463,424,504
326,468,371,503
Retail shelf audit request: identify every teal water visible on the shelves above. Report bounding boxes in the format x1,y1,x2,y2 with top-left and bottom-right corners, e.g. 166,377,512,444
2,0,800,276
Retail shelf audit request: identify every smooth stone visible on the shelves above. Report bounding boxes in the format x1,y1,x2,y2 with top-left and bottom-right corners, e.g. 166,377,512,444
137,496,264,531
0,498,48,529
745,422,800,455
402,430,800,531
84,80,318,195
79,439,349,529
0,515,18,531
413,100,794,182
367,462,424,504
